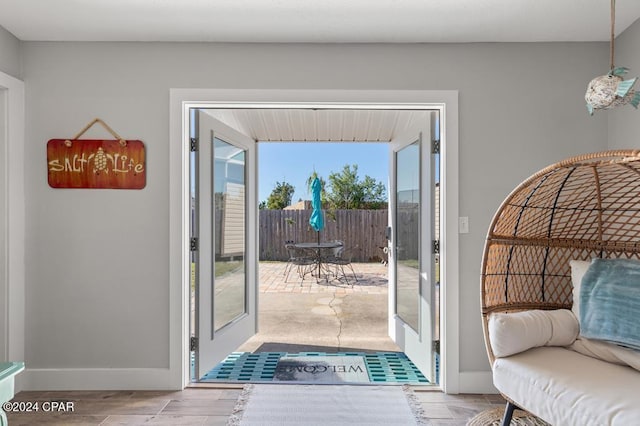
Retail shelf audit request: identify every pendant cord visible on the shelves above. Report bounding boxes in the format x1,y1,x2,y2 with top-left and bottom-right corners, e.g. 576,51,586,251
610,0,616,70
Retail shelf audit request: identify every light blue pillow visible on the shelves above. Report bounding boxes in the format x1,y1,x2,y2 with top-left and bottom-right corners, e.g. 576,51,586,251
580,258,640,350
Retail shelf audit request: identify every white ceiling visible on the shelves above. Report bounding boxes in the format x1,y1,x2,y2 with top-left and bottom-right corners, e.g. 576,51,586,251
1,0,639,43
204,109,428,142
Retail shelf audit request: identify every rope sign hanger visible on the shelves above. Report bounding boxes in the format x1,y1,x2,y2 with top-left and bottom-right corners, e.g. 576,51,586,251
64,118,128,147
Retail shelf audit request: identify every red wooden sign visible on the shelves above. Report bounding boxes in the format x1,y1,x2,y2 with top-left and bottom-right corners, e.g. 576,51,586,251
47,139,146,189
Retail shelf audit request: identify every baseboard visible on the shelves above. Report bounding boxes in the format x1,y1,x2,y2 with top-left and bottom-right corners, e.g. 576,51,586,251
458,371,498,394
20,368,182,391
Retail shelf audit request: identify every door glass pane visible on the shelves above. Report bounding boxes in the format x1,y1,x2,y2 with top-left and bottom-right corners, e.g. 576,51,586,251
396,141,420,332
213,137,246,332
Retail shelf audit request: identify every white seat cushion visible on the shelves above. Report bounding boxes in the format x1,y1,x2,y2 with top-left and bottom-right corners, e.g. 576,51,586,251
493,346,640,426
488,309,579,358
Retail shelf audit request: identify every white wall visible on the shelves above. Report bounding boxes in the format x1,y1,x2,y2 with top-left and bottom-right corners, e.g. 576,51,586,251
0,25,21,79
21,41,608,389
608,18,640,149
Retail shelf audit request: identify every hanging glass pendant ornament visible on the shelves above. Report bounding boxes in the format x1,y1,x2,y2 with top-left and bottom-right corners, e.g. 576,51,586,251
585,0,640,115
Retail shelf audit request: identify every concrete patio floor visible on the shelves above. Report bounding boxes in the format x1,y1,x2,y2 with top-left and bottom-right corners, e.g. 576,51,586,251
236,261,401,353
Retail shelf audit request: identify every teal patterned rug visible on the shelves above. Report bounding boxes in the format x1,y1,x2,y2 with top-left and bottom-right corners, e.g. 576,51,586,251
200,351,432,385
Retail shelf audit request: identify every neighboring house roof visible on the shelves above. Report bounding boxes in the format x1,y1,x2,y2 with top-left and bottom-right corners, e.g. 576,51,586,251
284,200,311,210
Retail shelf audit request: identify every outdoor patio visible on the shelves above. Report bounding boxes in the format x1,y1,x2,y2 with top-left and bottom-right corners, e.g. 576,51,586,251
236,261,399,353
258,260,389,294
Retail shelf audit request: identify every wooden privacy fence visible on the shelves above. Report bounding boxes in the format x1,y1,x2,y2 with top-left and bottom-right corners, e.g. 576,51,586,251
259,209,389,262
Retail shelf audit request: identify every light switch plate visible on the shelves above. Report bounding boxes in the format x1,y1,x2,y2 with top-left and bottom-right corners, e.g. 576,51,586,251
459,216,469,233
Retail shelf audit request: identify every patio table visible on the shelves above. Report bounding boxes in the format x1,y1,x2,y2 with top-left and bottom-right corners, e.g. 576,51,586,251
293,241,342,280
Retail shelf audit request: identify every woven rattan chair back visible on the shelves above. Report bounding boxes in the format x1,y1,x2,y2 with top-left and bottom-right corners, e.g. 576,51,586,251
481,150,640,365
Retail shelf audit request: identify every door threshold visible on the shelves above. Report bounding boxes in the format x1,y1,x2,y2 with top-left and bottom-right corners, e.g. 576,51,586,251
187,382,244,389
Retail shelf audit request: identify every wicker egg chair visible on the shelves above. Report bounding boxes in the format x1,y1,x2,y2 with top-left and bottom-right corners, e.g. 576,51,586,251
480,150,640,422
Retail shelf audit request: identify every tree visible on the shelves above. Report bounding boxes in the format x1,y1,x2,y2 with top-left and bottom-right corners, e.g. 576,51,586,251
265,181,295,210
326,164,386,210
359,175,387,209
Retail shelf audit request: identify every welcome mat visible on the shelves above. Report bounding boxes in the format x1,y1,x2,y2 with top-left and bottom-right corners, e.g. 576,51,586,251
273,356,369,383
227,384,428,425
200,351,431,384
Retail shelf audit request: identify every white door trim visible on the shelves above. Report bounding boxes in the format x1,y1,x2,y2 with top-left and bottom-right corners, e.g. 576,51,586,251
0,71,25,389
169,89,460,393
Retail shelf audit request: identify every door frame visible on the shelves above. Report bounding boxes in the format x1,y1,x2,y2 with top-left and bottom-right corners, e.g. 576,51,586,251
194,111,258,379
388,127,436,383
169,89,460,392
0,71,25,384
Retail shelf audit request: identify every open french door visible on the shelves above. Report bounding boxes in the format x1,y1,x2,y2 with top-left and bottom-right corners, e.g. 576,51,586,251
192,109,258,380
388,113,438,384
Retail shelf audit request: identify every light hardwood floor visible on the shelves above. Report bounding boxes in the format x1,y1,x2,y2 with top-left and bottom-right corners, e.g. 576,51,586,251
6,386,505,425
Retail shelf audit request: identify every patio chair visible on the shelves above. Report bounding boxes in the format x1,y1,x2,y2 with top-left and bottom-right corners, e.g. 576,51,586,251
323,240,344,264
325,244,359,286
283,242,315,284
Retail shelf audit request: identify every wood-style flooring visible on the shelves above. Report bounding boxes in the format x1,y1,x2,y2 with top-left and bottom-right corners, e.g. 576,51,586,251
6,385,506,425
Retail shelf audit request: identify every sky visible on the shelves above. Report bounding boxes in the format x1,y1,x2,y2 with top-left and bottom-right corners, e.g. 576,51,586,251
258,142,389,205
